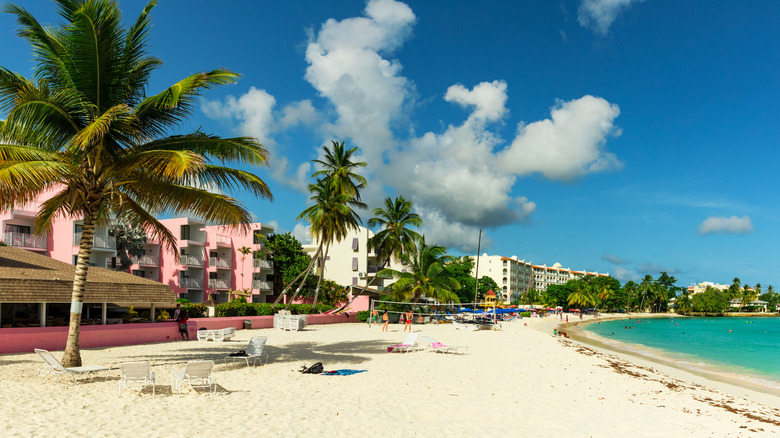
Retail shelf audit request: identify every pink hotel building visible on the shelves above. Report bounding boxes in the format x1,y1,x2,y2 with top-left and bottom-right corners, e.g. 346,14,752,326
1,192,275,304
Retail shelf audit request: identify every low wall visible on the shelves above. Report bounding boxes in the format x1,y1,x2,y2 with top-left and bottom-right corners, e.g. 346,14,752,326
0,312,358,354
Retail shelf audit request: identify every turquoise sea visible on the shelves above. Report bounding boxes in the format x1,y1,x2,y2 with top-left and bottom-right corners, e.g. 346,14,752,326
583,316,780,390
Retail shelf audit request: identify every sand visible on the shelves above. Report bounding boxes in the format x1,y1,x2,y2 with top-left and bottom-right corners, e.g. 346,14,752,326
1,314,779,437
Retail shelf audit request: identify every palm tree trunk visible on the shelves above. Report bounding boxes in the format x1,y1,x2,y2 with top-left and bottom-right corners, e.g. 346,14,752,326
311,244,329,309
272,244,322,306
284,243,322,310
61,212,96,367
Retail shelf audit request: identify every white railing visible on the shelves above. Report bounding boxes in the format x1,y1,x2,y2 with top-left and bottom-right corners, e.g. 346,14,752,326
253,259,273,269
181,255,204,267
181,278,203,289
73,232,116,249
209,257,230,268
208,279,229,289
252,280,272,290
132,255,159,265
215,234,232,246
2,232,47,249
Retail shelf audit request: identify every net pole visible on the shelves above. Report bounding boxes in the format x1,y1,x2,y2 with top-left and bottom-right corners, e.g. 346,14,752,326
368,297,375,328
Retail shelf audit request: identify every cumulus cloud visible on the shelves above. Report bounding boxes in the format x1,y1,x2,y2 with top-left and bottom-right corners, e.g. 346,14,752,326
293,223,311,244
578,0,644,35
613,266,638,282
602,253,630,265
498,96,622,181
417,207,493,253
637,263,680,275
444,80,508,122
698,216,753,235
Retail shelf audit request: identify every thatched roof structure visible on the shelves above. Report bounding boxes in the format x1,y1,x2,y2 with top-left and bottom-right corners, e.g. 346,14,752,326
0,246,175,307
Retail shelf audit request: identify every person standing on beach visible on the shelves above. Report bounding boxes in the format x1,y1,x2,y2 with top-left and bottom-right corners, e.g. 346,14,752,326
403,310,413,332
176,307,189,340
173,303,182,321
371,309,378,324
382,311,389,332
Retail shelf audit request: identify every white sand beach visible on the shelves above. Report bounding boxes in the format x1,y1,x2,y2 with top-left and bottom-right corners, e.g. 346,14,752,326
1,316,779,437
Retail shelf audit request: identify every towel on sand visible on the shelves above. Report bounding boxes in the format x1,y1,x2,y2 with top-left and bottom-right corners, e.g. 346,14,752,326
322,369,367,376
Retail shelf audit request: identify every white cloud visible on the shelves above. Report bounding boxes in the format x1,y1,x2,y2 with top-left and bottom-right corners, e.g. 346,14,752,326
417,207,493,253
498,96,622,181
603,253,630,265
578,0,644,35
699,216,753,235
444,80,508,122
202,87,276,142
293,223,311,244
613,266,638,282
279,100,319,129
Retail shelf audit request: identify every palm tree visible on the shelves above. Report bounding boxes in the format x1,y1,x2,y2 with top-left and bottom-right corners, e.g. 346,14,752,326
312,140,367,201
281,179,362,309
335,195,422,312
378,238,460,304
567,283,595,309
638,275,655,312
596,282,613,310
0,1,271,366
237,246,252,297
622,281,638,311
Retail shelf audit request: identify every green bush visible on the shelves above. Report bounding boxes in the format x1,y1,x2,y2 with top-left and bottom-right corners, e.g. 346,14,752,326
357,310,370,322
176,297,190,304
519,311,531,318
183,303,207,318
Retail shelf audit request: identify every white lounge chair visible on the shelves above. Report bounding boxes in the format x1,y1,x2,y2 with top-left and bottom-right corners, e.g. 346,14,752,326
213,327,235,342
118,361,155,397
225,336,269,367
34,349,110,384
386,333,422,353
197,329,211,341
170,360,216,397
420,336,468,355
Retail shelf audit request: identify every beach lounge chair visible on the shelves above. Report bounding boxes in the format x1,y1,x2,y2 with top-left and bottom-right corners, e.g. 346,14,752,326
212,327,236,342
170,360,216,397
386,333,422,353
34,349,110,384
117,361,155,397
197,328,211,341
420,336,468,355
225,336,269,367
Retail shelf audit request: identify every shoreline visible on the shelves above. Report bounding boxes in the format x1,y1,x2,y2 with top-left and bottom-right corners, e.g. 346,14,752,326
549,313,780,409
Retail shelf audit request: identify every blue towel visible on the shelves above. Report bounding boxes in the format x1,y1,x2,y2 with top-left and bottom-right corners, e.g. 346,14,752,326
322,369,367,376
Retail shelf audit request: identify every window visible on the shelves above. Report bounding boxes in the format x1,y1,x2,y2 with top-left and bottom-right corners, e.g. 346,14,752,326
5,224,31,234
132,270,145,278
209,272,217,279
352,257,358,271
352,277,358,286
180,225,190,240
351,238,359,251
74,223,83,234
253,230,263,244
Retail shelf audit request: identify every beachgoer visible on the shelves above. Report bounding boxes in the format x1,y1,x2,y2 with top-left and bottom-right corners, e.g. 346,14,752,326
371,309,378,324
553,329,557,336
173,303,182,321
417,314,423,324
403,310,413,332
176,307,189,340
382,312,389,332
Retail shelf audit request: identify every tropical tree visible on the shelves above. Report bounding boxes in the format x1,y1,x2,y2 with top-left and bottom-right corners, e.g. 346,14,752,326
675,291,692,314
0,1,271,366
638,275,655,312
567,281,595,309
110,221,147,270
622,281,638,311
237,246,252,295
312,140,367,200
265,232,310,293
379,237,460,304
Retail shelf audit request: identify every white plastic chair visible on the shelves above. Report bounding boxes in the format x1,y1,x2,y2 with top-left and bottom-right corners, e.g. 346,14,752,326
386,333,422,353
170,360,216,397
118,361,155,397
225,336,269,367
420,336,468,355
34,349,110,384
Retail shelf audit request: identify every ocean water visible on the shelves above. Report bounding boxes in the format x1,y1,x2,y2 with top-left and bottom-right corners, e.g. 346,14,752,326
584,316,780,389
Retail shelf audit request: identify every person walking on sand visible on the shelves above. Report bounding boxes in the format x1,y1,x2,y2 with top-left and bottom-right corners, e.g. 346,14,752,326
382,311,389,332
403,310,413,332
176,307,189,340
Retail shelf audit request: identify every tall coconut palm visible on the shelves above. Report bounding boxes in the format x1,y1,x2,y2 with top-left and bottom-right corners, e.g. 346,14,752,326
638,275,655,312
281,179,362,309
378,238,460,304
596,282,614,309
336,196,422,312
567,282,595,309
0,1,271,366
312,140,367,201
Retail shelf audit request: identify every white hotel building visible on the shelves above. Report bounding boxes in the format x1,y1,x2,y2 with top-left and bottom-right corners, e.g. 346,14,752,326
472,254,609,303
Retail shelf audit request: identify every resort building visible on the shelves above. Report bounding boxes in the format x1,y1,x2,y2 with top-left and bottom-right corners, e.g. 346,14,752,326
473,253,609,303
300,225,406,292
0,192,276,305
686,281,730,295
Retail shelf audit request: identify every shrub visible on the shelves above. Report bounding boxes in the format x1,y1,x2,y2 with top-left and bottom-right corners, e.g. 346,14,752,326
157,309,170,321
357,310,370,322
519,311,531,318
176,297,190,304
183,303,207,318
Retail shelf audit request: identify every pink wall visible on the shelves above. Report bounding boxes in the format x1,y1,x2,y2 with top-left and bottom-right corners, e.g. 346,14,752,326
0,313,358,354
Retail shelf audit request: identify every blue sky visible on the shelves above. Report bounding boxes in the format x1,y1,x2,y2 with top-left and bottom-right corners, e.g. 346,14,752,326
2,0,779,289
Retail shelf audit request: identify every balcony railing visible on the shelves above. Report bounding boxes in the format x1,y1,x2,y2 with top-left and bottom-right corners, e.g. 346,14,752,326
253,259,273,270
181,278,203,289
208,278,230,289
73,232,115,249
209,257,231,268
2,232,47,249
181,255,204,267
215,234,232,246
252,280,272,291
132,255,159,266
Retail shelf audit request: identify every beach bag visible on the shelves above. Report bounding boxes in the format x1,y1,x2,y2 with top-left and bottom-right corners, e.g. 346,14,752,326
299,362,324,374
229,350,248,357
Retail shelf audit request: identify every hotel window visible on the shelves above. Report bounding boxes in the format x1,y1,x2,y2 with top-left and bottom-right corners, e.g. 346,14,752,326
352,238,359,251
352,257,359,271
180,225,190,240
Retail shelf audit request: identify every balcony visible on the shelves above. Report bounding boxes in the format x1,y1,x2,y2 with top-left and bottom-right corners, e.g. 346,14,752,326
253,259,273,270
209,257,231,269
181,278,203,289
252,280,272,291
367,265,382,274
2,232,47,250
132,255,159,266
73,232,115,249
208,278,230,289
214,234,232,247
181,255,204,267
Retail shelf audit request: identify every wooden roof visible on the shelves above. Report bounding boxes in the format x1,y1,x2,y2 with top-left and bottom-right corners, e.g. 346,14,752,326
0,246,176,305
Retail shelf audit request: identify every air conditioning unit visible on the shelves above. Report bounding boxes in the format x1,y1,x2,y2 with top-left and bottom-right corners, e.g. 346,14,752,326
358,272,366,278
